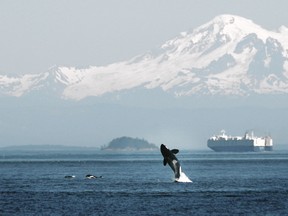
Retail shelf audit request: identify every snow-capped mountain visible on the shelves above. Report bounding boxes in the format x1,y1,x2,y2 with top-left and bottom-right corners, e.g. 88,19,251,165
1,14,288,100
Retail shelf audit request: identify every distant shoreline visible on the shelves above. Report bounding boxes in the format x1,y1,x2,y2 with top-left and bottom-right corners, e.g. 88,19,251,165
0,144,100,153
0,143,286,155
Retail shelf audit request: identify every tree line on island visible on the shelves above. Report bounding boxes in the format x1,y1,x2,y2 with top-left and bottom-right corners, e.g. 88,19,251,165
101,136,158,151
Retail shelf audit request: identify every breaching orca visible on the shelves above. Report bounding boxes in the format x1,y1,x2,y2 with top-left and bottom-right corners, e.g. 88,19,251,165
160,144,192,182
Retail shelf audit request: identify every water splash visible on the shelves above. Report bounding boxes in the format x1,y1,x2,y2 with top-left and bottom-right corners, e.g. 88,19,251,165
174,167,192,183
175,171,192,183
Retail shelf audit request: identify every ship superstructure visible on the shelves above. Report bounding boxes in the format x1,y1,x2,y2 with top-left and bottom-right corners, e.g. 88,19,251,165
207,130,273,152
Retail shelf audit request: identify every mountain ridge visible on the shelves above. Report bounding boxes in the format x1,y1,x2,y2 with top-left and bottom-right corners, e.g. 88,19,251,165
1,14,288,100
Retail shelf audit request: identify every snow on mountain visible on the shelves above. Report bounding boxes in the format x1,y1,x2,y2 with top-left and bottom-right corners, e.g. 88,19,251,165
1,14,288,100
0,73,46,97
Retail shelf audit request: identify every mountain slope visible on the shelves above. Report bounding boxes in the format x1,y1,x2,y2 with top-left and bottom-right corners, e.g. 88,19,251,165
1,14,288,100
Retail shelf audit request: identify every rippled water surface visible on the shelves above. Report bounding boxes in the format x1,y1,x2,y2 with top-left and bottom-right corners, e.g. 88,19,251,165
1,151,288,215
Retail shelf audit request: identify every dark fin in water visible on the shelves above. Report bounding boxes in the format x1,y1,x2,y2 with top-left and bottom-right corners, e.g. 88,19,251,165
163,159,167,166
64,175,75,179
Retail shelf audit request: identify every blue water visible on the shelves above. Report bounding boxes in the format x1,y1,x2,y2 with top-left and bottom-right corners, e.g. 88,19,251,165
1,151,288,215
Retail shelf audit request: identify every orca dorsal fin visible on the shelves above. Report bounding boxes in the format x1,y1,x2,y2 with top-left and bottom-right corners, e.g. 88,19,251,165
171,149,179,154
163,159,167,166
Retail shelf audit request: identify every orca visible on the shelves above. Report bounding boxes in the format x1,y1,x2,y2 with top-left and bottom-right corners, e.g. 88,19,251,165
160,144,192,182
86,174,102,179
64,175,76,179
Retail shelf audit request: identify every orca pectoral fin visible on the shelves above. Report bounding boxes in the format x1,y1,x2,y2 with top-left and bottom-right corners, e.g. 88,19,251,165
163,159,167,166
171,149,179,154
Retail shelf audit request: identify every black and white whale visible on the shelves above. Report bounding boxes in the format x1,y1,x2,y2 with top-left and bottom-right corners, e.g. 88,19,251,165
160,144,192,182
64,175,76,179
86,174,102,179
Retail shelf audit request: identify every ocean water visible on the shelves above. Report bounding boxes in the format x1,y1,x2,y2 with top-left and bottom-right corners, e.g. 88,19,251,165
0,151,288,215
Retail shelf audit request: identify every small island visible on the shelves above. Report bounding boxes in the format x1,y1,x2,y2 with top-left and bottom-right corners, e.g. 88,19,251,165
101,136,158,151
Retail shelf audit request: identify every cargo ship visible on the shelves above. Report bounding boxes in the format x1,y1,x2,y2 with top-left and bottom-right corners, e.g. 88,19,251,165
207,130,273,152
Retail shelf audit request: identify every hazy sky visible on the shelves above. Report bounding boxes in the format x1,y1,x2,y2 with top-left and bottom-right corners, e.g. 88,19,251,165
1,0,288,75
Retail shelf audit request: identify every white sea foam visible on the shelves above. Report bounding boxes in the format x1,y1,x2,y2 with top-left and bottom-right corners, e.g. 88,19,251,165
174,167,192,183
175,172,192,183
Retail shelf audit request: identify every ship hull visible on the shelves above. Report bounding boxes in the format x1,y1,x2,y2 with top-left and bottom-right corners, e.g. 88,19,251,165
207,140,273,152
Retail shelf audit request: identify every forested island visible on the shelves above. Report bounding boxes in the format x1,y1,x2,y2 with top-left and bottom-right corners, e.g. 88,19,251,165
101,136,158,151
